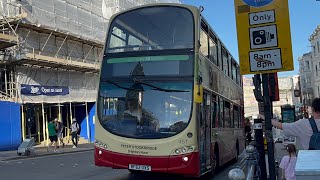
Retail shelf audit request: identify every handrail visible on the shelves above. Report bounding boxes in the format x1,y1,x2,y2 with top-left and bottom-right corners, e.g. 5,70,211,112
228,145,260,180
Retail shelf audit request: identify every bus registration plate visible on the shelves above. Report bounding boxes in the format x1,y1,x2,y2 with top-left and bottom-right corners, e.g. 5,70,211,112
129,164,151,171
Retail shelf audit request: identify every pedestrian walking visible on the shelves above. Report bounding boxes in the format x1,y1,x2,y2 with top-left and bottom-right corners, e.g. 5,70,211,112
47,118,58,152
272,98,320,150
71,118,79,148
280,144,297,180
55,118,65,148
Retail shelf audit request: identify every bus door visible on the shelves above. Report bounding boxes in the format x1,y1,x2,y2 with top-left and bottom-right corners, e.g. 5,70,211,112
200,91,212,172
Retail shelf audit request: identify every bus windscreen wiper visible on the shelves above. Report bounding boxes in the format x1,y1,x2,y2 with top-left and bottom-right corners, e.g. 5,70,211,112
103,79,140,91
133,78,189,92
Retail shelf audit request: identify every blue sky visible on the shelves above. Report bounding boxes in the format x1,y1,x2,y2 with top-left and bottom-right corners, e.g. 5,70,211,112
182,0,320,77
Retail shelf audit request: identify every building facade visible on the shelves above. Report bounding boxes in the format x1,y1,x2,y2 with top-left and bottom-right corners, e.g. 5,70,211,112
309,25,320,98
243,76,301,119
298,52,314,105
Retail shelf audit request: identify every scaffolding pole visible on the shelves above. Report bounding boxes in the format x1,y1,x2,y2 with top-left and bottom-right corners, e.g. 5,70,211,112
41,103,46,146
36,108,40,143
21,105,25,140
55,35,68,58
69,102,72,139
58,103,61,121
83,45,94,62
10,67,13,99
39,31,53,55
85,102,90,143
4,65,7,95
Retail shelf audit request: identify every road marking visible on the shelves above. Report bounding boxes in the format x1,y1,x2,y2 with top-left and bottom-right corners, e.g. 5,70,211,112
2,150,92,162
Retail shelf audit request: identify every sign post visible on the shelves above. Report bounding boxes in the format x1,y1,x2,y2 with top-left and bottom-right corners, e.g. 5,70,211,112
234,0,293,180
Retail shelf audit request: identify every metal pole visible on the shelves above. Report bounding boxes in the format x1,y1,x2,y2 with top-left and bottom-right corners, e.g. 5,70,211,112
10,68,13,99
262,73,276,180
40,31,53,54
21,104,25,140
85,102,90,143
58,103,61,121
69,102,72,139
4,65,7,95
45,114,49,146
54,35,68,58
69,102,73,125
41,103,46,146
36,108,40,143
254,118,267,179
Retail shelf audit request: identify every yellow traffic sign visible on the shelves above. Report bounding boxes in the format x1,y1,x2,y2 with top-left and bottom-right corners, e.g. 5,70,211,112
234,0,294,75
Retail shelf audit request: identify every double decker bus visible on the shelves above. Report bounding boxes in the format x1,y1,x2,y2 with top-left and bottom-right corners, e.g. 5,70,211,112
95,3,245,177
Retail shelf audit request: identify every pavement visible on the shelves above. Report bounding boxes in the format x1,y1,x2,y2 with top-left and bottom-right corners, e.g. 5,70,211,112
0,141,94,162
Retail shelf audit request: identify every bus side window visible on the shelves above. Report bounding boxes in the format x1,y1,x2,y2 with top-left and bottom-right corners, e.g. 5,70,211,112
218,41,223,71
209,30,218,66
236,66,241,85
211,95,218,128
224,101,231,128
200,29,209,58
230,104,234,128
233,106,239,128
219,98,224,128
232,60,237,81
222,48,229,76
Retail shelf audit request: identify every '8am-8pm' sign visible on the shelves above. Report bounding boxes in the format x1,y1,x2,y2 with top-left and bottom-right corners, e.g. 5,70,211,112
234,0,294,75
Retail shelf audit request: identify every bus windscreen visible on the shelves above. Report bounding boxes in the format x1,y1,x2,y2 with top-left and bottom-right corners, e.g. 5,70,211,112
106,6,194,53
97,81,192,139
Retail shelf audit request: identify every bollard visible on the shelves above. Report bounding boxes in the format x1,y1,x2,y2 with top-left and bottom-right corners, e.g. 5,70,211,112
275,160,279,178
246,145,256,180
254,118,267,179
229,145,260,180
228,168,245,180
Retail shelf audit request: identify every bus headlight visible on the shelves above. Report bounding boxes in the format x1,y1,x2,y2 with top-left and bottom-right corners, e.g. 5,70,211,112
182,147,187,153
175,149,181,154
172,146,195,155
95,140,109,150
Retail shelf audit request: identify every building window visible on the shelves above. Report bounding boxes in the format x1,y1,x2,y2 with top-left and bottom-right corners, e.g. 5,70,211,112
316,65,318,76
318,41,320,53
306,61,310,70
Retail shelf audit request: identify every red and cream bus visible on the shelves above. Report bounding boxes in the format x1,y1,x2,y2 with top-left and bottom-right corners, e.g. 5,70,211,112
95,3,245,177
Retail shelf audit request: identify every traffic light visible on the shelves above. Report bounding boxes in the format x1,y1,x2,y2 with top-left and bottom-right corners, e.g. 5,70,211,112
253,74,263,102
268,73,279,101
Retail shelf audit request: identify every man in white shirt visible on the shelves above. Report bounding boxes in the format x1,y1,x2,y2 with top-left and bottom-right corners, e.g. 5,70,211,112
272,98,320,150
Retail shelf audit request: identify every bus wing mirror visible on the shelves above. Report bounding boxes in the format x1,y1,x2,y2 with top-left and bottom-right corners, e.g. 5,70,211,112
194,84,203,103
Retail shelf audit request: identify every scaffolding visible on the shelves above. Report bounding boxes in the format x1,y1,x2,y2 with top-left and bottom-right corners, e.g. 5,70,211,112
0,0,181,103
